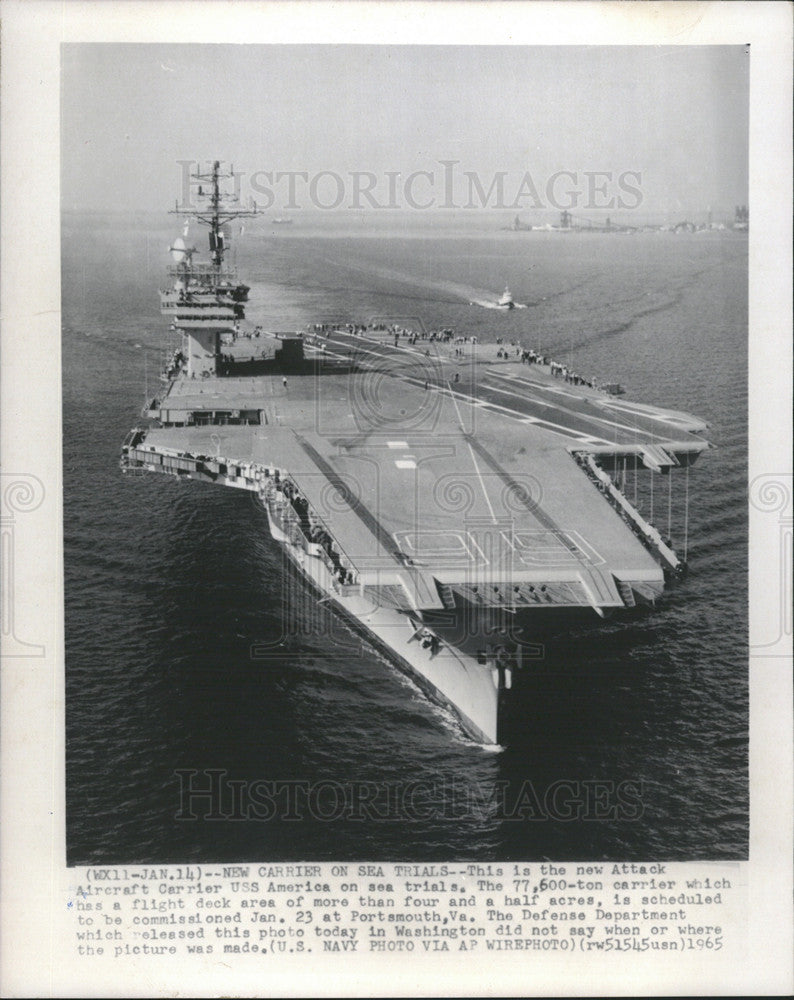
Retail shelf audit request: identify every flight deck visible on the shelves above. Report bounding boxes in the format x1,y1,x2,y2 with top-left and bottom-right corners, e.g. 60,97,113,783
130,328,709,620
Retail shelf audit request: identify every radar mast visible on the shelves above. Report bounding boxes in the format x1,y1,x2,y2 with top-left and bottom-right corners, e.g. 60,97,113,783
171,159,261,268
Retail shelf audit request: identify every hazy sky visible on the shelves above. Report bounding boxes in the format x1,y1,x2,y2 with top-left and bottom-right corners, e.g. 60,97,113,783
62,44,749,217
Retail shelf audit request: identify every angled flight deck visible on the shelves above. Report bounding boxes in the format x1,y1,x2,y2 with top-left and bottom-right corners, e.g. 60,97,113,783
129,336,709,622
315,329,710,467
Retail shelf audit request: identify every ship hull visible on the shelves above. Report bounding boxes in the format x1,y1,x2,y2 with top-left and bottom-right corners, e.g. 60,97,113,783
266,509,504,744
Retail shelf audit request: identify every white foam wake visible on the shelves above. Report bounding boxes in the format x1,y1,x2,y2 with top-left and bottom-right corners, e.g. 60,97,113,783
470,299,528,310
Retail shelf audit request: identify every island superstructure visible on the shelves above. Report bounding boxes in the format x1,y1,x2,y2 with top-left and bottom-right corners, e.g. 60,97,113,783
121,162,711,745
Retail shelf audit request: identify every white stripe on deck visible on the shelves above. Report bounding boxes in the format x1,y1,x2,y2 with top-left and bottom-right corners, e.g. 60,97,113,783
481,370,669,443
448,383,498,524
318,342,613,444
437,384,611,444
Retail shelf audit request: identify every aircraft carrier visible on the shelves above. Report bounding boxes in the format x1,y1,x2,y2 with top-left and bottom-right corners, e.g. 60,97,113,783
121,162,711,744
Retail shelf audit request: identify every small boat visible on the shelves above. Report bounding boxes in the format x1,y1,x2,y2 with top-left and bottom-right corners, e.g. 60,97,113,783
497,285,515,309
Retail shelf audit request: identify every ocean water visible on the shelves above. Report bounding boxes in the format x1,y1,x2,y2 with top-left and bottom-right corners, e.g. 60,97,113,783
64,212,748,864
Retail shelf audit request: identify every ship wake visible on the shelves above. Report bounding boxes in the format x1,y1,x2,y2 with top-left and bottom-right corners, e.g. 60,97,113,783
316,252,525,312
470,299,528,310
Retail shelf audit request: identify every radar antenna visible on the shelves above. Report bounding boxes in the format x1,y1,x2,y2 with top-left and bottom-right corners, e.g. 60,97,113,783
171,160,261,268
